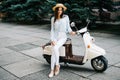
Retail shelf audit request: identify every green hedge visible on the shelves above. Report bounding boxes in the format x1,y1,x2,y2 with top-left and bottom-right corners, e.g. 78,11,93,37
0,0,117,23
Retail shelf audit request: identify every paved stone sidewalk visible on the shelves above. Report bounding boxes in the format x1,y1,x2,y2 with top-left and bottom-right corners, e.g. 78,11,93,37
0,22,120,80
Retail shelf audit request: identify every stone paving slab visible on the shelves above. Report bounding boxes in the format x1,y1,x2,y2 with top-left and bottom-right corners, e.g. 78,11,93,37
107,45,120,53
13,25,50,31
21,47,42,57
91,36,104,42
21,69,90,80
0,67,18,80
0,48,15,55
0,35,7,38
115,63,120,67
0,51,30,66
1,27,36,35
61,63,96,78
91,32,120,38
21,47,46,63
95,38,120,50
0,23,120,80
0,37,24,48
4,34,31,40
11,36,41,43
3,59,48,78
33,32,50,40
31,38,49,46
105,52,120,65
13,26,42,33
27,33,49,39
88,66,120,80
2,32,42,43
7,43,38,52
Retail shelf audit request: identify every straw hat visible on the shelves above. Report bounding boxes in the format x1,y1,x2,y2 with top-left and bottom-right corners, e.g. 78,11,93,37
52,3,67,11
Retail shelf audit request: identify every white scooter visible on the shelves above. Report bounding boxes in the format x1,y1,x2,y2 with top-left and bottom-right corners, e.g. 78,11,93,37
42,19,108,72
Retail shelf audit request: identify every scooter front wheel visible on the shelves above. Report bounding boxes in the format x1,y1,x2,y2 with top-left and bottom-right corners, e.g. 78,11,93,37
91,56,108,72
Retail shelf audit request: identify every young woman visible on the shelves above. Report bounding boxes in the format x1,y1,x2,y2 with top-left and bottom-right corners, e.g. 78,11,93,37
49,3,76,78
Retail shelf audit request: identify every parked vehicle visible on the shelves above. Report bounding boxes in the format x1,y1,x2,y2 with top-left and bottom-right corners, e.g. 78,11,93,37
42,19,108,72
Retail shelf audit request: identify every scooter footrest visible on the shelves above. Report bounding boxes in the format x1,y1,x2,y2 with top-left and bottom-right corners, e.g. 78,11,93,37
64,55,84,64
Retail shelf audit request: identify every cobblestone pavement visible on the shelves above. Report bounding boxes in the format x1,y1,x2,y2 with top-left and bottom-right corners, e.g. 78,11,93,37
0,22,120,80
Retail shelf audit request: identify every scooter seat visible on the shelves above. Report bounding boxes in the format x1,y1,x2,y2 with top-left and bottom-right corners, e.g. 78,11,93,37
42,38,73,57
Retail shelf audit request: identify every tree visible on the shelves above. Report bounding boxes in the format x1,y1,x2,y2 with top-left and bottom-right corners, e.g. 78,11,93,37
52,0,93,21
0,0,48,23
0,0,118,23
0,0,96,23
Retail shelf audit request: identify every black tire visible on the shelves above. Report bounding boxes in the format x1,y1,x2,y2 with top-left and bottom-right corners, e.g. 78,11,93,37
43,55,51,64
91,56,108,72
45,58,51,64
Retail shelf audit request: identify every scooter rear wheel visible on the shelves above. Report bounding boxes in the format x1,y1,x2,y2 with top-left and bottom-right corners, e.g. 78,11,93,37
43,55,51,64
45,58,51,64
91,56,108,72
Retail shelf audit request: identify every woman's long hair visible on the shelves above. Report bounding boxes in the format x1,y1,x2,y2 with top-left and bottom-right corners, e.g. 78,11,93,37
54,7,64,23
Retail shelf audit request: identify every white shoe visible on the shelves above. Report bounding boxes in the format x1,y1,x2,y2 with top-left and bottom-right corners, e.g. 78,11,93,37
48,71,54,78
54,65,60,76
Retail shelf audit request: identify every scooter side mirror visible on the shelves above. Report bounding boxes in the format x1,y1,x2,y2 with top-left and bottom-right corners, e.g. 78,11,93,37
70,22,75,27
70,22,78,31
86,18,90,23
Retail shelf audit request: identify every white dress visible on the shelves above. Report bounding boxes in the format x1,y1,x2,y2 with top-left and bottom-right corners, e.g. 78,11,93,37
51,15,72,42
50,15,72,70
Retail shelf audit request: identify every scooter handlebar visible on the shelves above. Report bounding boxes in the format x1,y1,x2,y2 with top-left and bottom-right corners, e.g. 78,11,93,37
70,18,90,34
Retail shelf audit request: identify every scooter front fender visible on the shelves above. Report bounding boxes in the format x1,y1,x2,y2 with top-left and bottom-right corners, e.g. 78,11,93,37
82,33,106,63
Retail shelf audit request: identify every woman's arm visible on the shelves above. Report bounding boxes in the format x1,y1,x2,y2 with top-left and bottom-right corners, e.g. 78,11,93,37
50,17,56,46
66,15,76,35
69,31,76,35
51,17,55,41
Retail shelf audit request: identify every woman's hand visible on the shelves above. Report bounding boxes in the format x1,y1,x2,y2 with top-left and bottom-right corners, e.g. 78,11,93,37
70,31,76,36
51,41,56,46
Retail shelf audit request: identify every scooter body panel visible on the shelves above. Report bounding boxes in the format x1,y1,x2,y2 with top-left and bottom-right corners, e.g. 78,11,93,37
86,44,106,59
82,32,106,63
